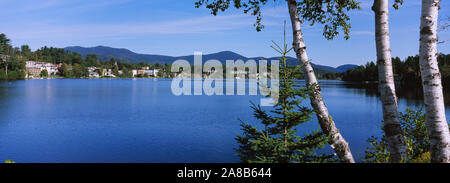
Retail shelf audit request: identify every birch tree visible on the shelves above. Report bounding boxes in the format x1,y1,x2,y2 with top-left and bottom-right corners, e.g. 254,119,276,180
195,0,359,163
371,0,407,163
419,0,450,163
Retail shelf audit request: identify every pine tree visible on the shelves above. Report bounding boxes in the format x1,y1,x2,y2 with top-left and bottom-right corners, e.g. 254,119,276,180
195,0,357,162
235,24,333,163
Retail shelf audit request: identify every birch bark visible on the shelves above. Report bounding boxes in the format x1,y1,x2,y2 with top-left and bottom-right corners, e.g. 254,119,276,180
287,0,355,163
372,0,408,163
419,0,450,163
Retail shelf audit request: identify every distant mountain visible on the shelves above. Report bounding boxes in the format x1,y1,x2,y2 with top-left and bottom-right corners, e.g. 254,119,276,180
64,46,358,73
336,64,360,72
65,46,175,63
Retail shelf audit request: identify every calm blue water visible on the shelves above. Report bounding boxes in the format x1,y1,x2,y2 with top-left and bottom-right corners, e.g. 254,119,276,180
0,79,449,162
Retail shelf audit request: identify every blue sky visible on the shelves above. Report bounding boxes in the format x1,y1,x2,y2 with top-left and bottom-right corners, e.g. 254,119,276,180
0,0,449,67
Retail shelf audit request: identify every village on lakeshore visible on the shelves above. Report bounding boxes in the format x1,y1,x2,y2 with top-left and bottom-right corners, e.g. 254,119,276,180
24,60,159,79
22,60,267,79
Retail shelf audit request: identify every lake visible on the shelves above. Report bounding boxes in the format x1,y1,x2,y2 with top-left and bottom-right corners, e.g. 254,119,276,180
0,79,449,162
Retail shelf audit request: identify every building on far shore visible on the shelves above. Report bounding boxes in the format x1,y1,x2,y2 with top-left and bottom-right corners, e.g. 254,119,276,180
132,67,159,77
24,61,161,78
25,61,61,78
102,68,116,78
88,67,100,78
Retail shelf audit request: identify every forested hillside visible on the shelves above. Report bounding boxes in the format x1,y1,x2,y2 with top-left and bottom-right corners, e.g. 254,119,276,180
342,54,450,89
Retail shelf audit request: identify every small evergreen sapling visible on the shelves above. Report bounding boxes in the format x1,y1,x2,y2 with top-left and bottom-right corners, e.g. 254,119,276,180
235,24,334,163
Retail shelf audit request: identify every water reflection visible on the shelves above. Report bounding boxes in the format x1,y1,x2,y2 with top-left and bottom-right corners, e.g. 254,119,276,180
338,81,450,107
0,79,448,162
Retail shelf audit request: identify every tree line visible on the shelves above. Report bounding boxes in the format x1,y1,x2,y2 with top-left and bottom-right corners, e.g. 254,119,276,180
0,34,26,80
342,54,450,90
0,35,174,79
0,33,344,81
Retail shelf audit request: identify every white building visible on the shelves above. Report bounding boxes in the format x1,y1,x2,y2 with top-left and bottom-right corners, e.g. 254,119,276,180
131,68,159,77
88,67,100,78
143,69,158,77
102,69,116,78
25,61,60,77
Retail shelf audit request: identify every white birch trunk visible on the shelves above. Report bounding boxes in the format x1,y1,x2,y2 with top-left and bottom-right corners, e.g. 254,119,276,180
287,0,355,163
372,0,408,163
419,0,450,163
